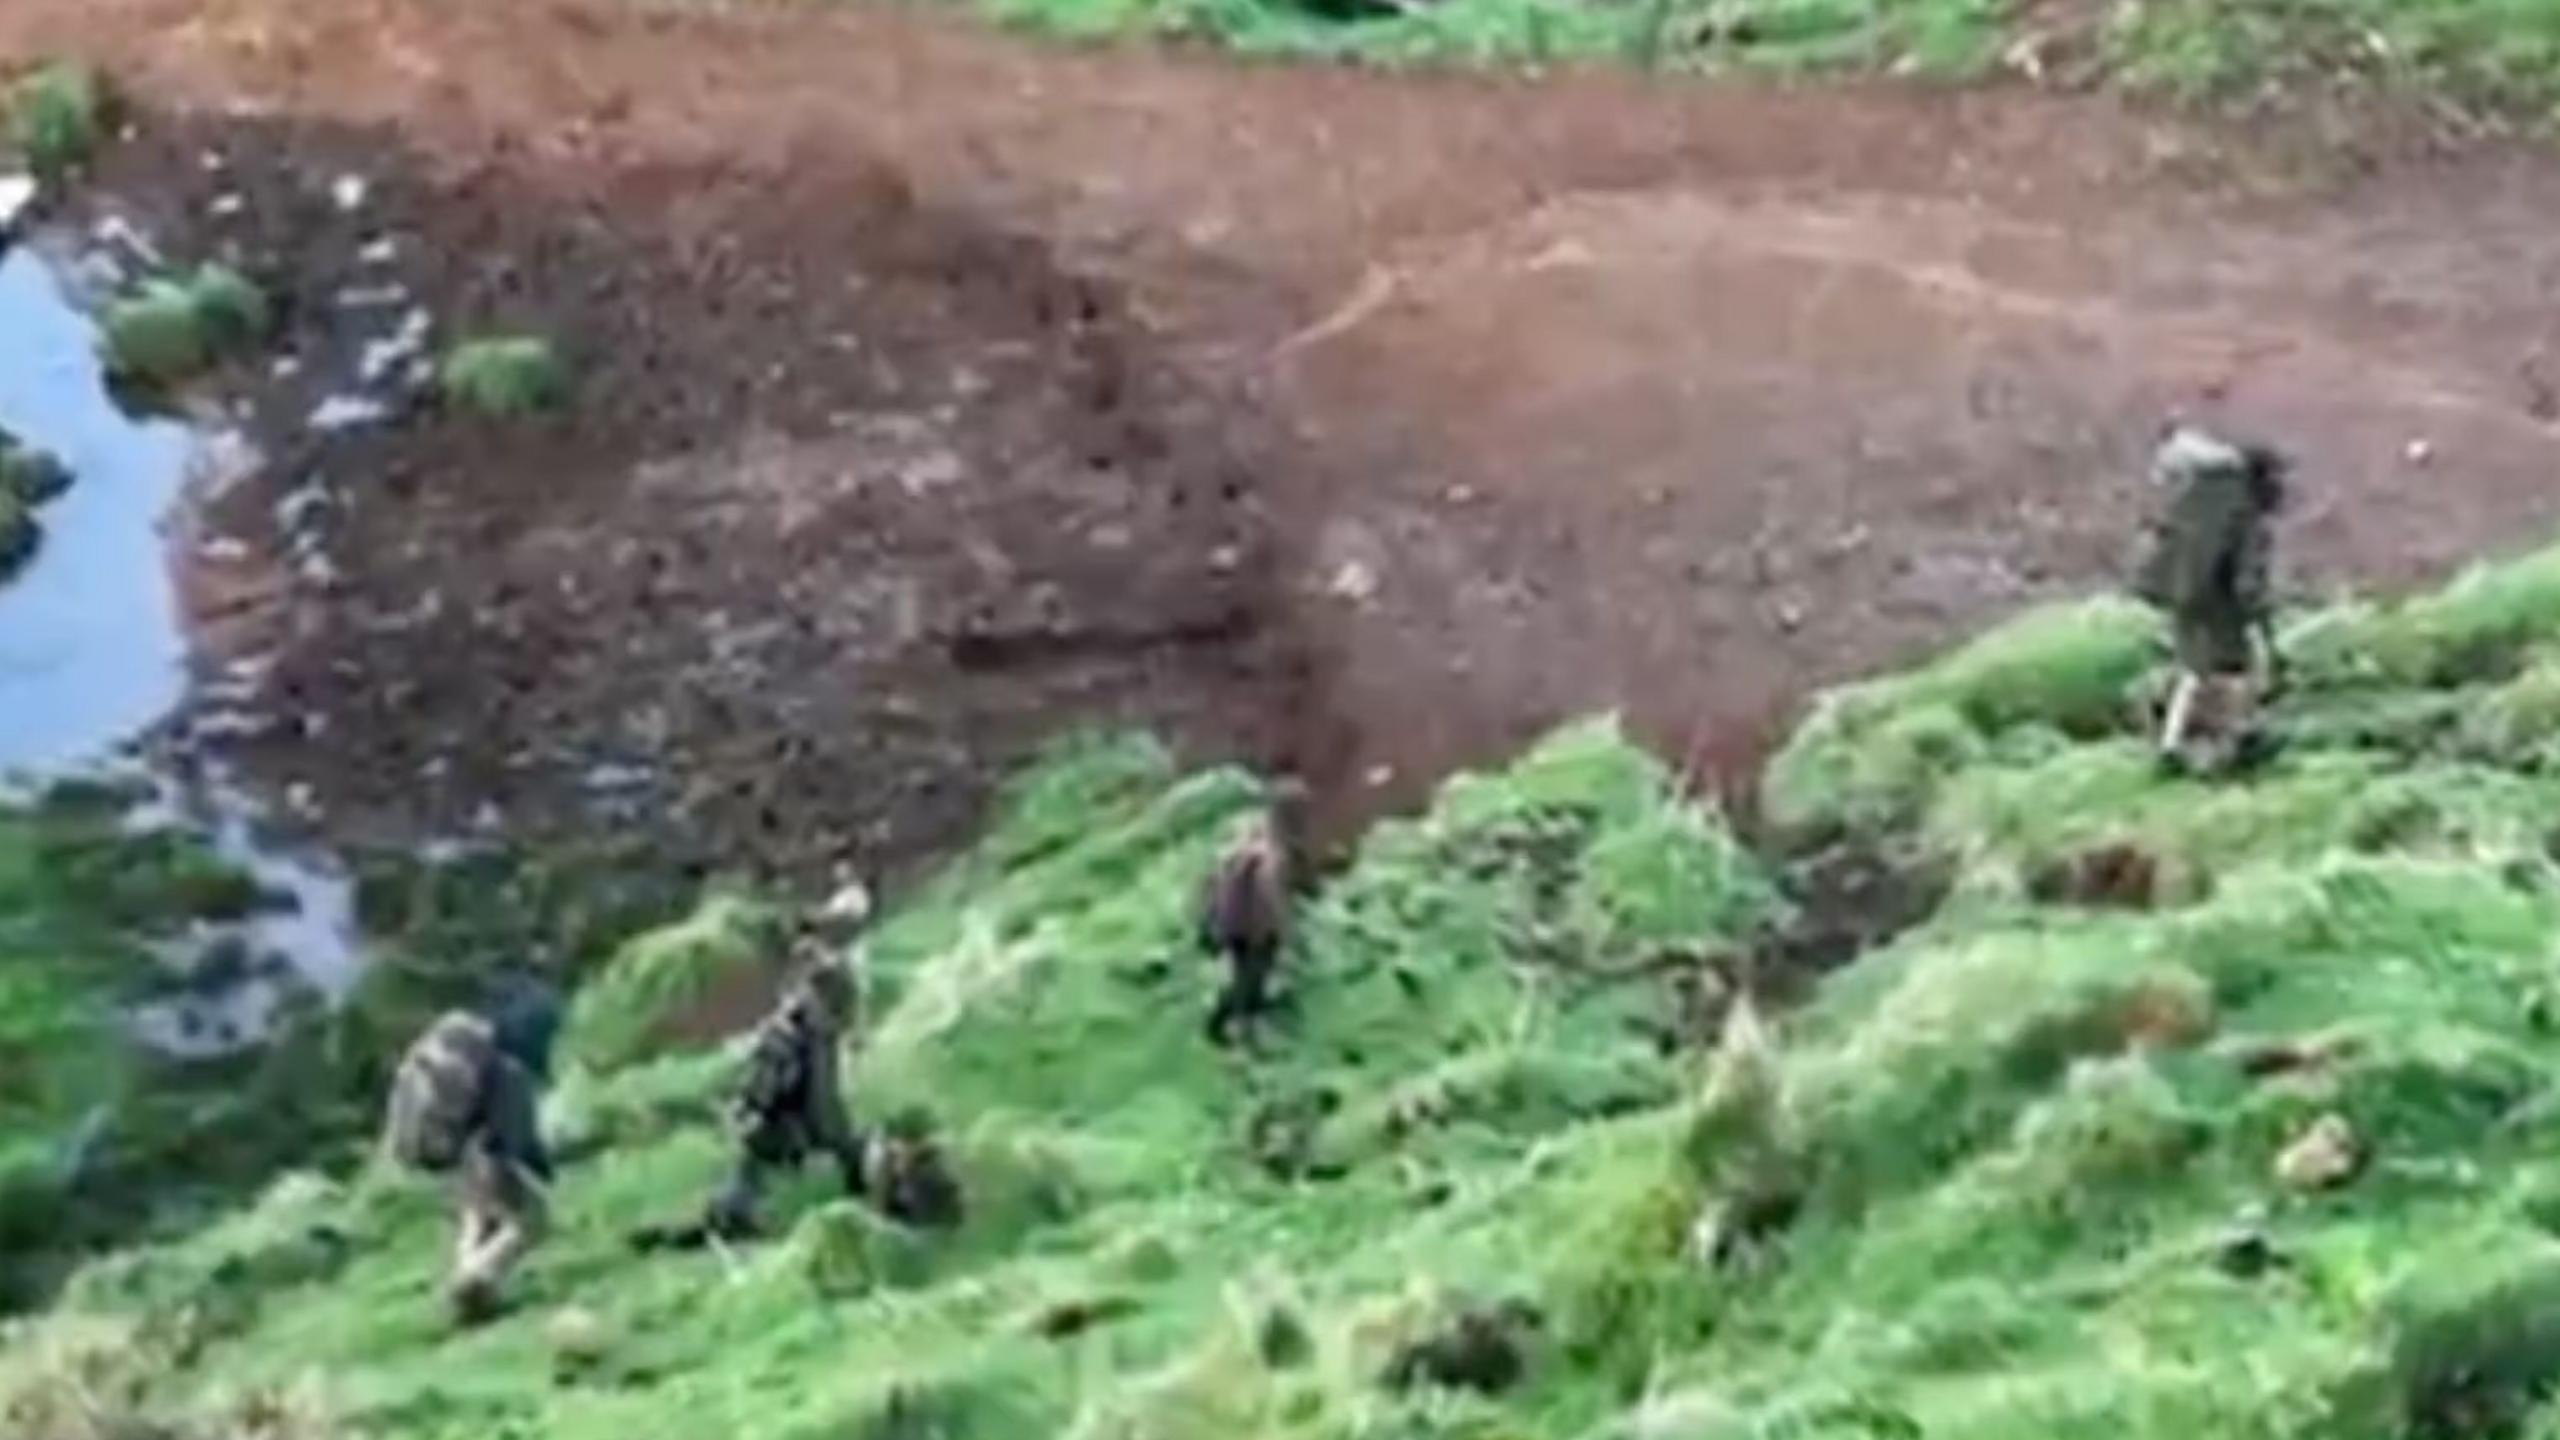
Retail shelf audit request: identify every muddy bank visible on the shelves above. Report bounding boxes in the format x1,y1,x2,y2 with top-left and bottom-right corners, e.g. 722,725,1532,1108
55,110,1314,885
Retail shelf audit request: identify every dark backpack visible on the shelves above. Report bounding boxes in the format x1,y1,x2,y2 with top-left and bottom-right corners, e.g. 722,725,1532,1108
384,1011,499,1173
735,1002,817,1129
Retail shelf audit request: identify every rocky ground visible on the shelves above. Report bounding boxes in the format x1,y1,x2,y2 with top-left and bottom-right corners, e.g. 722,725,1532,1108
7,0,2560,879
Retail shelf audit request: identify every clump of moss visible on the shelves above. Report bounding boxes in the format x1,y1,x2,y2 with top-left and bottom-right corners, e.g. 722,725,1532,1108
439,335,571,418
6,64,106,184
0,433,73,509
101,264,272,389
0,488,37,580
562,891,789,1072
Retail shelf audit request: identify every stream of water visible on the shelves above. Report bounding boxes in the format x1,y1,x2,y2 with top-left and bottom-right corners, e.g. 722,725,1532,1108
0,235,361,1055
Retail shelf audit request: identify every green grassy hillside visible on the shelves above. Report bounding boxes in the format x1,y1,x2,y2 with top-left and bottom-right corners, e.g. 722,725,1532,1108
973,0,2560,126
15,538,2560,1439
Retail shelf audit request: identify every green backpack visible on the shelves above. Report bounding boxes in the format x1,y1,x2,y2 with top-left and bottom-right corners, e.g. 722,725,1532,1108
384,1011,498,1172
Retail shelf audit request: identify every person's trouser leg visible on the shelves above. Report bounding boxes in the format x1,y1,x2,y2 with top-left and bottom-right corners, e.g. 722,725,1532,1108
2159,668,2202,761
450,1149,546,1320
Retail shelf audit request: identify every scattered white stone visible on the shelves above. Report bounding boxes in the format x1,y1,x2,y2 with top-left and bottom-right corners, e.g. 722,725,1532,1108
1443,483,1478,505
334,282,408,309
208,193,247,219
198,536,251,563
91,213,164,268
2404,438,2434,466
270,355,304,380
580,763,654,794
274,481,331,533
189,709,271,741
358,306,433,386
1328,559,1379,604
1208,544,1242,574
356,235,401,266
2275,1112,2363,1192
0,174,36,234
897,450,966,496
199,150,228,173
296,551,341,587
1365,764,1396,788
331,174,370,213
308,394,393,432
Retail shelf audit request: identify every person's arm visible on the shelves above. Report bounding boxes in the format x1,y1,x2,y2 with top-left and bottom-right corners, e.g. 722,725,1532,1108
487,1059,553,1182
2236,521,2285,693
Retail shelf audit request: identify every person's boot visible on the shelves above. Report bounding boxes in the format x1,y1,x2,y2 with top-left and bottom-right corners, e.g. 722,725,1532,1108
447,1275,502,1327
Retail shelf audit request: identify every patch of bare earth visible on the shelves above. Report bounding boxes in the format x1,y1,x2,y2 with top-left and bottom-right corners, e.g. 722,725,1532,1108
8,0,2560,873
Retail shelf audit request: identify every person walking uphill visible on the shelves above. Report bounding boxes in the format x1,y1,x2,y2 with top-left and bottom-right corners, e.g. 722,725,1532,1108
1198,780,1308,1048
627,929,873,1253
382,977,561,1325
702,944,871,1238
2133,424,2289,776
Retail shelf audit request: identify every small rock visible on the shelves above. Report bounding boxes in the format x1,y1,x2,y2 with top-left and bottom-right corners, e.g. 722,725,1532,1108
207,193,246,219
1380,1298,1543,1396
331,174,370,213
334,283,407,310
2404,438,2434,466
1207,544,1242,574
2275,1112,2363,1191
1365,764,1395,789
309,395,393,433
1444,483,1478,505
91,214,164,268
356,235,401,266
545,1305,615,1371
1328,559,1380,604
199,536,251,563
2213,1203,2282,1277
0,174,37,234
274,481,331,533
359,307,434,386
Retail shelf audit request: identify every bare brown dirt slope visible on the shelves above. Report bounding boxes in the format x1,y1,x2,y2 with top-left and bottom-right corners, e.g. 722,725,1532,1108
7,0,2560,868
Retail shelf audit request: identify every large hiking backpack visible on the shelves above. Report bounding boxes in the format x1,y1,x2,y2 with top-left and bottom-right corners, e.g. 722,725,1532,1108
384,1010,499,1173
735,1002,816,1133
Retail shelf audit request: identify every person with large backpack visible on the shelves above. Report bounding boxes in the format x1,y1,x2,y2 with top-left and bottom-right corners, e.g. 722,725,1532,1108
382,977,560,1324
1197,781,1308,1048
2133,424,2290,776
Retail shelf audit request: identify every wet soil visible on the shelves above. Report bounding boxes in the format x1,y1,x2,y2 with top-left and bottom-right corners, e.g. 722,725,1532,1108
6,0,2560,879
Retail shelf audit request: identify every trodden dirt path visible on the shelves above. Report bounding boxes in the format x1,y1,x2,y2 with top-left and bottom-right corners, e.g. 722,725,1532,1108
6,0,2559,864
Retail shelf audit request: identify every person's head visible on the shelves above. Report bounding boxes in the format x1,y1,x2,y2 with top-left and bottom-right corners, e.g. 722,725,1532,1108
2151,423,2289,512
2240,442,2290,514
487,973,563,1080
2150,424,2244,486
884,1104,939,1146
818,863,873,930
